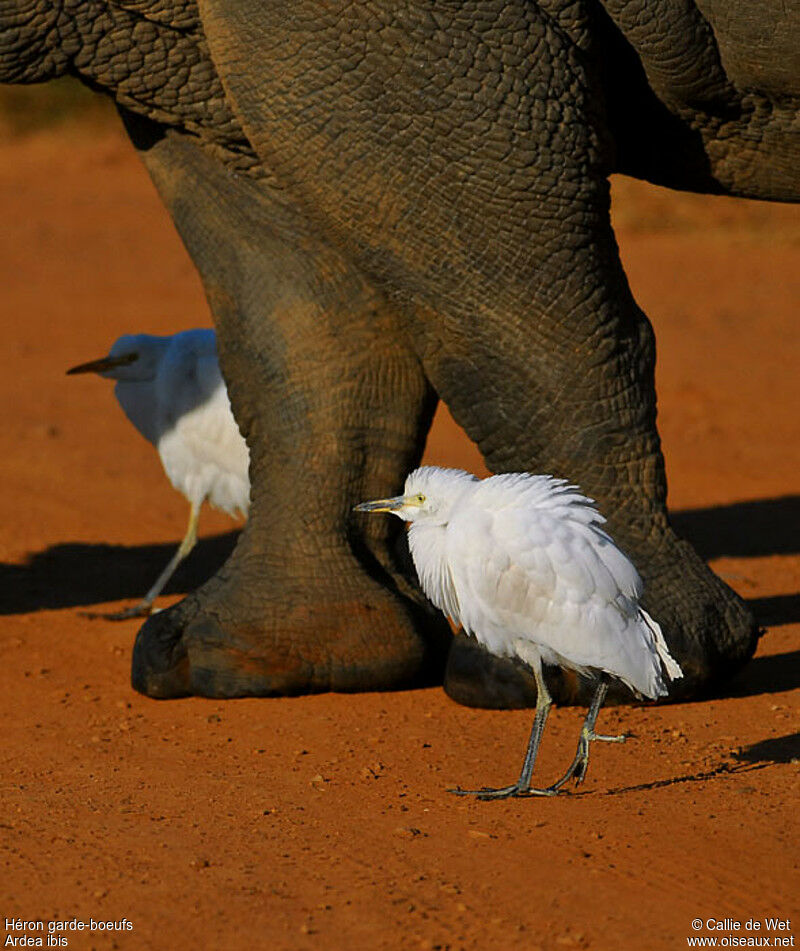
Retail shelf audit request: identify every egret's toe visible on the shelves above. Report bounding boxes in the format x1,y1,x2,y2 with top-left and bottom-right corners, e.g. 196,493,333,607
80,602,154,622
449,783,561,800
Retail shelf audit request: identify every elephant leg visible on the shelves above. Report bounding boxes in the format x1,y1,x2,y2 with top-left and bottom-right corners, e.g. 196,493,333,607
123,121,449,698
194,0,758,703
407,226,758,706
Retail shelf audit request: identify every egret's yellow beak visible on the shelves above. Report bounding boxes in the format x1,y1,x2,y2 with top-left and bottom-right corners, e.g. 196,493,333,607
66,352,138,375
353,495,408,514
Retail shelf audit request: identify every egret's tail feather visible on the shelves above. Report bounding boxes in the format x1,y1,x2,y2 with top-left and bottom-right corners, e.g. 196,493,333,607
641,608,683,682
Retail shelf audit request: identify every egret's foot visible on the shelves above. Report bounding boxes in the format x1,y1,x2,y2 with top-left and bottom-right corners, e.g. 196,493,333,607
449,783,561,799
569,747,592,787
131,562,450,699
448,730,627,799
556,728,628,788
80,602,154,622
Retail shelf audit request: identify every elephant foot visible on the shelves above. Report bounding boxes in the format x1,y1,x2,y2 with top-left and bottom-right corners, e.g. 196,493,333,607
443,527,759,708
631,530,760,702
131,566,450,699
443,637,584,709
443,636,538,709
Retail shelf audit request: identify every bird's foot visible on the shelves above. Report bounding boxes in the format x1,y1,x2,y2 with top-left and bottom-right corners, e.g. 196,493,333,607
555,728,628,787
448,782,561,800
80,602,155,622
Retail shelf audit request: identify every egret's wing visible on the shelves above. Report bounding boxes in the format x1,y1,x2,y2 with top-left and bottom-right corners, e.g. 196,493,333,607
156,345,250,515
485,474,642,601
409,522,462,625
449,476,640,618
445,475,670,693
157,336,222,429
173,381,249,471
114,379,161,445
446,507,572,648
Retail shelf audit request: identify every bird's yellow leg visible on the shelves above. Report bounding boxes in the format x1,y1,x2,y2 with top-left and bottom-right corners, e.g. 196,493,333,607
83,501,202,622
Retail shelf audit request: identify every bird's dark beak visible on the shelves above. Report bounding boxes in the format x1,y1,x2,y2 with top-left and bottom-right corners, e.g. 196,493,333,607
353,495,407,514
66,352,139,375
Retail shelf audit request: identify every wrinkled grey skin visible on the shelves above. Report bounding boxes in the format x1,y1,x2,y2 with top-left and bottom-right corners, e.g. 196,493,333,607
3,0,796,703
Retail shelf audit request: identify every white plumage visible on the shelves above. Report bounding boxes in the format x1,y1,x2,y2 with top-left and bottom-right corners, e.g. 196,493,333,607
67,329,249,619
356,465,682,798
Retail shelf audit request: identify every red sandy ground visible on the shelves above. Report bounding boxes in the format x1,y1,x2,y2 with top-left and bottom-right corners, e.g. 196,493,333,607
0,123,798,951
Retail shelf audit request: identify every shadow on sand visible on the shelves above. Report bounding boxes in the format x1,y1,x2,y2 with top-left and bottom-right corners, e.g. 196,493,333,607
725,649,800,698
671,494,799,560
734,731,800,766
2,495,798,627
672,494,800,629
596,729,800,797
0,532,239,615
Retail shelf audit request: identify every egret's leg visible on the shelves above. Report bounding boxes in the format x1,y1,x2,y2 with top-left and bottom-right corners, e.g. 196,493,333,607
541,675,627,794
450,658,553,800
84,501,202,621
450,672,627,801
139,500,202,606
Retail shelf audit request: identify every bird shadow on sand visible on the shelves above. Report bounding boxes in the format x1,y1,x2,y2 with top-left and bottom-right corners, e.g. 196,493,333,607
596,758,777,798
564,730,796,799
586,652,800,796
595,730,800,797
584,664,800,796
0,532,239,615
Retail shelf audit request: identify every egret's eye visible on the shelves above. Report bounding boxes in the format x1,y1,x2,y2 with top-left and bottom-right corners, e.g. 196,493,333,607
415,493,426,504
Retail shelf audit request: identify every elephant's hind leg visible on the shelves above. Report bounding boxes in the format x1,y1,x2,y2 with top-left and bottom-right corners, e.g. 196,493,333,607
409,206,758,705
197,0,758,703
127,125,449,698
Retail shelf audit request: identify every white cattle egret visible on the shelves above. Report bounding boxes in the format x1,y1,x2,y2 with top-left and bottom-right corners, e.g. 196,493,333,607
67,329,250,620
355,465,682,798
